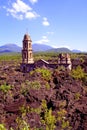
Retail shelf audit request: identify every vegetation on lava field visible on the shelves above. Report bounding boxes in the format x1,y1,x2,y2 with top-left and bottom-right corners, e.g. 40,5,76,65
0,52,87,130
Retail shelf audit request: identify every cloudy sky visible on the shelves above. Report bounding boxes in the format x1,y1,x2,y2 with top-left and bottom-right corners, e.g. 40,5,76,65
0,0,87,51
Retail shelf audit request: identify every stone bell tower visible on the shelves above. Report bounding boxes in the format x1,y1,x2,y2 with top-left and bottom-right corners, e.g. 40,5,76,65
22,33,34,64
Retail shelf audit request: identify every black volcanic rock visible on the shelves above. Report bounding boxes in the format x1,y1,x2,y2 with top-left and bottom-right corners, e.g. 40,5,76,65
0,59,87,129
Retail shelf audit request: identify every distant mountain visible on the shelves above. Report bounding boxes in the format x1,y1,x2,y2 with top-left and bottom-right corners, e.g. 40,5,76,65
32,44,53,52
72,49,82,53
0,43,53,53
0,50,12,53
48,47,72,53
0,43,83,53
0,44,22,53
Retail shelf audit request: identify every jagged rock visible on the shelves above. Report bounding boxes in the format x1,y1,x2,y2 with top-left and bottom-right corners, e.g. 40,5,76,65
5,96,26,112
0,58,87,130
27,113,41,128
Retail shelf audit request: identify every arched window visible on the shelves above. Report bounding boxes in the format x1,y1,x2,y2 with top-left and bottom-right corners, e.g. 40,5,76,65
29,43,31,48
30,53,32,58
23,52,27,59
24,42,27,49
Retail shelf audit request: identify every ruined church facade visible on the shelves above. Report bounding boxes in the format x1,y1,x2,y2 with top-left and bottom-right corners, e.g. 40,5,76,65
20,34,72,72
58,53,72,70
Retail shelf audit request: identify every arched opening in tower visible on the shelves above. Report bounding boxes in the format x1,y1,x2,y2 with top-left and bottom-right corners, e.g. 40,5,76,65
30,53,32,58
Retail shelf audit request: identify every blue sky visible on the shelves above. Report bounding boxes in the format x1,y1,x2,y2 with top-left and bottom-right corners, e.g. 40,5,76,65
0,0,87,51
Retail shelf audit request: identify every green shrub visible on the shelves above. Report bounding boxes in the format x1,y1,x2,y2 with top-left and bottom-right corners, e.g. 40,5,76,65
45,82,50,90
57,109,67,121
41,99,47,110
23,80,41,90
0,124,6,130
29,81,41,89
0,84,11,93
41,100,56,130
0,53,21,62
16,117,30,130
57,109,71,129
70,66,85,80
61,120,70,129
35,68,52,81
29,107,41,114
19,106,27,117
74,92,81,100
41,109,56,130
20,83,28,96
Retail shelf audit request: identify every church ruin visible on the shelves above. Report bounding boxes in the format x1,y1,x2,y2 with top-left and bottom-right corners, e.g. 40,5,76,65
58,53,72,70
20,33,72,72
20,33,34,72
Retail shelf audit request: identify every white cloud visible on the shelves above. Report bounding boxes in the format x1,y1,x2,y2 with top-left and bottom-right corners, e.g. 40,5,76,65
25,11,40,19
51,45,58,48
3,6,6,9
58,45,71,49
47,31,54,35
29,0,38,4
12,0,32,13
52,45,71,49
42,17,50,26
5,0,39,20
35,36,50,44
